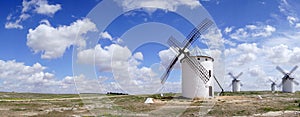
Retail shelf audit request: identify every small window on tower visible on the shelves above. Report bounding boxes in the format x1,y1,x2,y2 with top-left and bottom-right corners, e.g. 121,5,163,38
209,70,211,78
197,58,200,60
205,58,208,61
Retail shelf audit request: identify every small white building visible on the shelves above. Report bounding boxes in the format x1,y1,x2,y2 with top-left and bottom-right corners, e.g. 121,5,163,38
181,55,214,98
282,78,295,93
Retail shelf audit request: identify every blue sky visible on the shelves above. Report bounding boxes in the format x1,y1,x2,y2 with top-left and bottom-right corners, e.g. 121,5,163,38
0,0,300,94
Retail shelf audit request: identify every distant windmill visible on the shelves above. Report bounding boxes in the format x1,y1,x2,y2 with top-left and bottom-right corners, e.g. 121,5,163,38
228,72,243,92
160,18,224,98
268,77,278,92
276,65,299,93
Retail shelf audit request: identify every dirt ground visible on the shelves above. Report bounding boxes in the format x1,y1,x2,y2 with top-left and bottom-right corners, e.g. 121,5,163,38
0,91,300,116
0,93,90,117
207,91,300,116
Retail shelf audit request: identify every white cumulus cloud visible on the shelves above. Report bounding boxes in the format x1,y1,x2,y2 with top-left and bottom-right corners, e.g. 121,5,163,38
296,23,300,28
114,0,201,12
27,18,97,59
77,43,166,94
22,0,61,16
224,26,234,34
229,24,276,41
77,44,131,72
133,52,143,61
5,22,24,29
0,60,77,93
5,0,61,29
158,48,181,69
287,16,298,25
99,31,113,40
224,41,300,91
278,0,300,28
99,31,124,44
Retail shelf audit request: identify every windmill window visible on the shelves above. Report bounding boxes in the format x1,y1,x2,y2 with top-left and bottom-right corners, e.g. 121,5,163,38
205,58,208,61
197,58,200,60
209,70,211,78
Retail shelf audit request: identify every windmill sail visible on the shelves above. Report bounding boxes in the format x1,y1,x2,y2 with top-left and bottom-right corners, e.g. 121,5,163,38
228,72,243,91
167,36,183,52
292,79,299,85
160,18,213,84
161,56,179,84
228,72,243,80
185,53,210,83
276,65,299,92
289,65,298,74
182,18,213,49
276,66,286,75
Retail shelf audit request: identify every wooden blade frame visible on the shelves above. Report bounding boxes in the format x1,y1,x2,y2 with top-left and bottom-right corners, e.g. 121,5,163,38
184,53,210,84
160,18,213,84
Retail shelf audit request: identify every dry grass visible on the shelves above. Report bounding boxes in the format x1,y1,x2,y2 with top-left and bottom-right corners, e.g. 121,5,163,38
207,91,300,116
1,91,300,116
109,95,164,112
0,92,91,117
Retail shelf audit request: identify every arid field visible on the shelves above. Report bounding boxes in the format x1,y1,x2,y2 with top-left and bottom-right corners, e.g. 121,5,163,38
0,91,300,116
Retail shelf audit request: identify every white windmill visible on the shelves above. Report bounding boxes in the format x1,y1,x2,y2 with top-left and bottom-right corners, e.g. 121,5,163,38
276,66,299,93
228,72,243,92
160,18,223,98
268,77,278,92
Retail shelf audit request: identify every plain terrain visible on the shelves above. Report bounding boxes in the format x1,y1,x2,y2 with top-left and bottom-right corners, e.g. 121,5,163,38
0,91,300,116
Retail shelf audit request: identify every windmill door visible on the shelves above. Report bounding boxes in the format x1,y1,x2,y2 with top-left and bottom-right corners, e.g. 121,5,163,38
209,86,213,96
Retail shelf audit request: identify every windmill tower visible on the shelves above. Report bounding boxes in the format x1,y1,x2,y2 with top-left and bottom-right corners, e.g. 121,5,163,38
268,77,277,92
181,54,214,98
160,18,223,98
228,72,243,92
276,66,299,93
